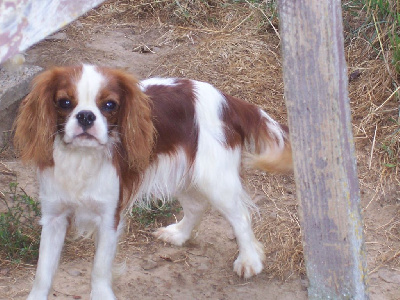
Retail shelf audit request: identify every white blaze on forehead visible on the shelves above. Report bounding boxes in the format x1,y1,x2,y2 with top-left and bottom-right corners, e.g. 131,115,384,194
77,65,105,106
63,64,109,146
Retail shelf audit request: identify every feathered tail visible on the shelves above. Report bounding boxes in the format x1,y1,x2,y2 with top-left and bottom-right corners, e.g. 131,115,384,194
244,112,293,174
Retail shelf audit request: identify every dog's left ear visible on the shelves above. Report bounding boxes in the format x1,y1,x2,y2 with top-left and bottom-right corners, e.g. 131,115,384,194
109,69,155,194
116,70,154,170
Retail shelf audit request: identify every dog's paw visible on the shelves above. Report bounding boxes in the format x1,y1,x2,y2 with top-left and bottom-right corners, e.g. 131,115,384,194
153,224,189,246
90,286,116,300
233,242,266,279
27,291,47,300
233,254,264,278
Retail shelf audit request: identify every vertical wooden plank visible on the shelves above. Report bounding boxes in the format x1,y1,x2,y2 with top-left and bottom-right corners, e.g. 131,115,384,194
277,0,369,298
0,0,105,64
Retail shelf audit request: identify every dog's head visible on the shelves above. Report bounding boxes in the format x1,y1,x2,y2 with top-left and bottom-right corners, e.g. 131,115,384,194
14,65,154,179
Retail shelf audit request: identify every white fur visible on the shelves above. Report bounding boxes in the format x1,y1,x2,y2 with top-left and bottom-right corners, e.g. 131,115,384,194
134,147,191,209
28,136,120,300
140,77,178,90
27,67,120,300
26,69,285,300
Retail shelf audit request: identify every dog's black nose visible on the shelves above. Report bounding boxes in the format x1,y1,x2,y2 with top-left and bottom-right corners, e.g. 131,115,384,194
76,110,96,129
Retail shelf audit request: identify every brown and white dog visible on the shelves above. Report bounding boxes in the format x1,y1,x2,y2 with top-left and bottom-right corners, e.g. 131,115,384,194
14,65,292,300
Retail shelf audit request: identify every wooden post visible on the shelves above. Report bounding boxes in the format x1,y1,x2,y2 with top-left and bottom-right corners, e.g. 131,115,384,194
278,0,369,298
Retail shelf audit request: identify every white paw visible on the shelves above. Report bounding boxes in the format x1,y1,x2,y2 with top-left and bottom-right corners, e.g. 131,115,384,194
153,223,189,246
90,286,116,300
27,291,47,300
233,242,266,278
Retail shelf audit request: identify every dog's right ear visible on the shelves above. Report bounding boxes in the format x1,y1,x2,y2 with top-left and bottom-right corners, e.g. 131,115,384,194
14,69,59,169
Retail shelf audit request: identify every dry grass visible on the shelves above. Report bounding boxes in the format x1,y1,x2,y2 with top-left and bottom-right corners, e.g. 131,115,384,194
343,0,400,275
344,1,399,174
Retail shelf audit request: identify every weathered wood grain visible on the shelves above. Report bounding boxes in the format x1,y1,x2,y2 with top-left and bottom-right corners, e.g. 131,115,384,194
0,0,105,64
278,0,369,298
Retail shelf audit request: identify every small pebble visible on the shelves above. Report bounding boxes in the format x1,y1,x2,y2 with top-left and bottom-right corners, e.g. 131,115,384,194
67,269,82,277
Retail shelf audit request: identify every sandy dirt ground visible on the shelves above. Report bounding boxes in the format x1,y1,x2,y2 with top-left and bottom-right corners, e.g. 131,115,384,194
0,3,399,300
0,164,307,300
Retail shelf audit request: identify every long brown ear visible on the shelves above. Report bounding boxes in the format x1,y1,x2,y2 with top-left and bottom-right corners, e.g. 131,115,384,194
108,69,155,198
13,69,58,169
117,70,154,171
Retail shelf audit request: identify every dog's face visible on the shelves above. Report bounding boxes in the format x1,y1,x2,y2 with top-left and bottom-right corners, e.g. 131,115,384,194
14,65,155,175
53,65,120,147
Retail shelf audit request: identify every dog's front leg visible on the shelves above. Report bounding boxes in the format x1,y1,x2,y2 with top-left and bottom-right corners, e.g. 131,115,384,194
27,214,69,300
90,218,121,300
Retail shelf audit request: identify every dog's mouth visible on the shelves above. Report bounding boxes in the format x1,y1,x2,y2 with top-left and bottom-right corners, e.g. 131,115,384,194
62,123,109,147
64,132,105,147
76,132,96,140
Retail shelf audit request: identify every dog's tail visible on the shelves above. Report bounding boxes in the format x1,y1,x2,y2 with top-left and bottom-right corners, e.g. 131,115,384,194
242,110,293,174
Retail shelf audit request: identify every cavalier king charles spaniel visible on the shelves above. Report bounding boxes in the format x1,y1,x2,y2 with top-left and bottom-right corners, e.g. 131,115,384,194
14,64,292,300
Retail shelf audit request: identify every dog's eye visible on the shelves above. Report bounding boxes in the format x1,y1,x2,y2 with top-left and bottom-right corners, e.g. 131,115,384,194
57,98,72,109
102,100,117,112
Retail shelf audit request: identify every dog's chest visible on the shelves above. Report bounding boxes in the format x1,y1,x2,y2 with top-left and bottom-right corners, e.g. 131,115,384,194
39,142,120,210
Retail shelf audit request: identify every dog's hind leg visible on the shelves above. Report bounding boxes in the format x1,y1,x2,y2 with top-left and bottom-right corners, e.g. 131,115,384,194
153,189,209,246
205,183,265,278
193,145,265,279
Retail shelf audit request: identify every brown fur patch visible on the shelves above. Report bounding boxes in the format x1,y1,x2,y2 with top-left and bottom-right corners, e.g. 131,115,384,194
222,93,270,151
14,66,82,169
143,79,198,163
